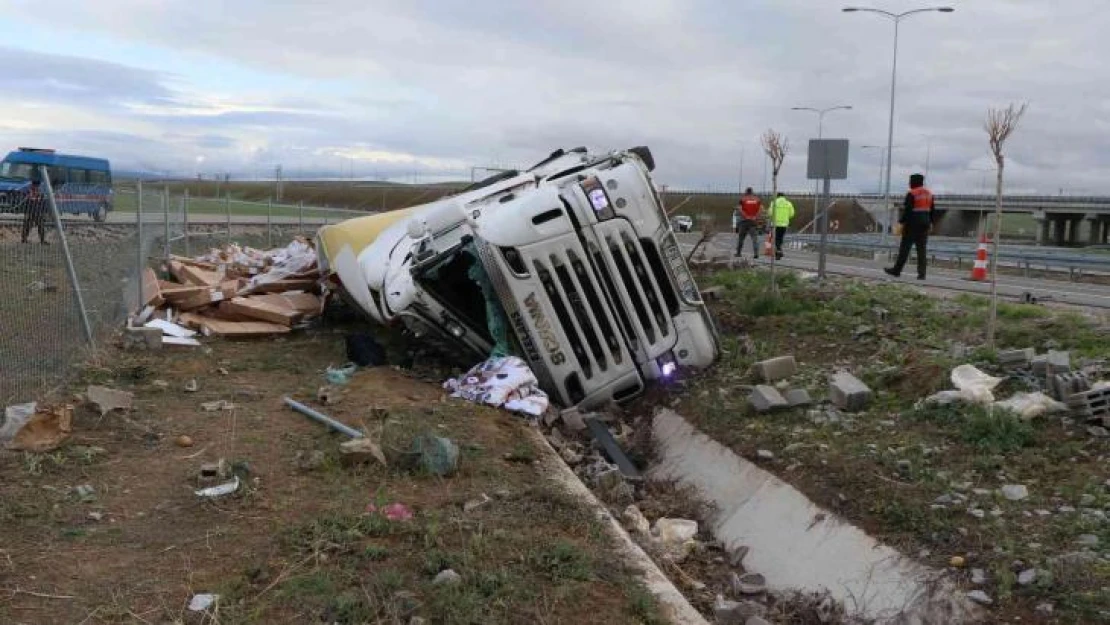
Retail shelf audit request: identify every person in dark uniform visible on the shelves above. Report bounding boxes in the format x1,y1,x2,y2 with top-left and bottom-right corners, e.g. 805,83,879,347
20,169,48,245
884,173,934,280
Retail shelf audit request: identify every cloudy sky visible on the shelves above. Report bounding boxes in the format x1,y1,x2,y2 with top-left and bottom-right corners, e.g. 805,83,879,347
0,1,1104,194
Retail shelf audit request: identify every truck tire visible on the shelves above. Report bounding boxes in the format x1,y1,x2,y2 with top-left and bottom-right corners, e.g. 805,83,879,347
93,203,108,222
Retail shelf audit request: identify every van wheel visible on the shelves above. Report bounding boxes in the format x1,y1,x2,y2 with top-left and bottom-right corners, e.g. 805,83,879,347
93,204,108,222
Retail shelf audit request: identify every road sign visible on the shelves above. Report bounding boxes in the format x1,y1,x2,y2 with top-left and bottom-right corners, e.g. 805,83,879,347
807,139,849,180
806,139,850,279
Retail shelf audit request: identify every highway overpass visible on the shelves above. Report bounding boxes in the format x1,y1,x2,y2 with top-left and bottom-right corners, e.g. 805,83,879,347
665,190,1110,245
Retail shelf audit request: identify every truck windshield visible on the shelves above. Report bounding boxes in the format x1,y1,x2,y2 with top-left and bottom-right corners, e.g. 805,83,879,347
0,161,34,180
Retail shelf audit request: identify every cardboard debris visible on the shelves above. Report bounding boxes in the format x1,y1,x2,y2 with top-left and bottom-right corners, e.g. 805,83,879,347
142,268,164,308
130,238,321,344
8,405,73,452
223,297,300,326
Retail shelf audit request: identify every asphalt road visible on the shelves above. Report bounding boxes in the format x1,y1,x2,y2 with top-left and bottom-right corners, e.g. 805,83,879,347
679,233,1110,310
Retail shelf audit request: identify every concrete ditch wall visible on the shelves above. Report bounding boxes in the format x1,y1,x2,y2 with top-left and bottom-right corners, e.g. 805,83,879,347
650,409,980,625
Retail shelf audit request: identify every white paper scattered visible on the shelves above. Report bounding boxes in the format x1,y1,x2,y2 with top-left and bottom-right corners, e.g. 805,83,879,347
188,593,219,612
195,476,240,498
145,318,197,338
163,336,201,347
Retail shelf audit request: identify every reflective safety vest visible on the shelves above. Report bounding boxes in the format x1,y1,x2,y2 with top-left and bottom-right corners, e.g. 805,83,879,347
910,186,934,213
738,195,761,220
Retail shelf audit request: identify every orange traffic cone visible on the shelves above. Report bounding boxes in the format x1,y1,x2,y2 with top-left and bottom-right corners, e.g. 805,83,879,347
763,230,774,258
970,234,989,281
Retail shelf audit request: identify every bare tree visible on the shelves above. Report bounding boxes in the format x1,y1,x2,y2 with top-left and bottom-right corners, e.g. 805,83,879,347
984,102,1028,347
761,130,789,292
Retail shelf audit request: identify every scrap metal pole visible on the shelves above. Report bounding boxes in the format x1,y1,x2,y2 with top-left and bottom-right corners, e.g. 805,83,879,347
162,183,170,261
225,191,231,244
136,179,143,315
183,188,191,257
40,166,94,347
818,176,831,280
267,197,273,248
298,200,304,234
283,397,363,438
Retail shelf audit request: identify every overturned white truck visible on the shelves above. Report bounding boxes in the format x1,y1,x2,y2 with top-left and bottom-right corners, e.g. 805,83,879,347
316,147,719,409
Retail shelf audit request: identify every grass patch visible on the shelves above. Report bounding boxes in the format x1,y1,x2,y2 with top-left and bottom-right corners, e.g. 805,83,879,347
910,403,1035,452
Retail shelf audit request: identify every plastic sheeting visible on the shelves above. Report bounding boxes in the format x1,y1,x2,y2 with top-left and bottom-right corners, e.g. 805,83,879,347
993,392,1068,421
444,356,550,417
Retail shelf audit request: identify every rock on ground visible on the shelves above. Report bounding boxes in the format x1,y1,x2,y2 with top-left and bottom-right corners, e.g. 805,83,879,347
1001,484,1029,501
966,590,992,605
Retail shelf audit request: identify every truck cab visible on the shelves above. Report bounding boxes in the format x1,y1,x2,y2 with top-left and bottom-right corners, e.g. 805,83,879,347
317,146,719,409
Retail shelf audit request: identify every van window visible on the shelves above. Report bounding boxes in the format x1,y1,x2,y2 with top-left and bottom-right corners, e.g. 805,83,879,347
0,161,35,179
89,170,109,185
68,168,89,184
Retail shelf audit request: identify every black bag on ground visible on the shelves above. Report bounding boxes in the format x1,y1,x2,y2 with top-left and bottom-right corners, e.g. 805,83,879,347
346,334,386,367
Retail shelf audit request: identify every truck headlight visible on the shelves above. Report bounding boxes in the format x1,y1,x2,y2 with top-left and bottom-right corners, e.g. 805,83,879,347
657,351,677,378
580,176,614,220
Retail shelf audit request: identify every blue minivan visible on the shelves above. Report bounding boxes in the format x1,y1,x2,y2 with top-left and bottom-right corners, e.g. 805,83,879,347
0,148,113,221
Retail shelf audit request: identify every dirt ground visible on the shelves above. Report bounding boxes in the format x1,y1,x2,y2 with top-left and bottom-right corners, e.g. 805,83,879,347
0,322,664,624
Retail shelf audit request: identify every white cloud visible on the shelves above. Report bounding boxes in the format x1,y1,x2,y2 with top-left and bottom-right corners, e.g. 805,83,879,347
0,0,1107,194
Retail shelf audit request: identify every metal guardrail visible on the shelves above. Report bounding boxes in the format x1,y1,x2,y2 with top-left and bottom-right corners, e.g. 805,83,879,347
789,233,1110,276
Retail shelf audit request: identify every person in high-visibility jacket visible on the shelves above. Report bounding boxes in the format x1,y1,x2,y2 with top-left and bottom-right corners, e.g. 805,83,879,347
769,192,794,260
885,173,936,280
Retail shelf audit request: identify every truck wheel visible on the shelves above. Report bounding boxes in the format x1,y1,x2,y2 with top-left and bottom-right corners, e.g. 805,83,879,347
93,203,108,222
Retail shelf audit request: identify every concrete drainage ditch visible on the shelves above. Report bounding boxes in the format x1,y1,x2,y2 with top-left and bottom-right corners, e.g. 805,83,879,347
646,408,982,624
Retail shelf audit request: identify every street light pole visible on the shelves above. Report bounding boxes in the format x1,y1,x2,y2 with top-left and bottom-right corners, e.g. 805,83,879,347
792,105,852,233
843,5,954,246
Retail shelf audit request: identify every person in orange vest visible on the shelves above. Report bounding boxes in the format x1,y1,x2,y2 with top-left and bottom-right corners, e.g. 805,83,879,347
885,173,935,280
734,187,763,259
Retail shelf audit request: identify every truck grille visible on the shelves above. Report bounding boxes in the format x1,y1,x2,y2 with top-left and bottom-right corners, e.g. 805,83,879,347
589,223,672,356
534,248,625,381
530,221,674,381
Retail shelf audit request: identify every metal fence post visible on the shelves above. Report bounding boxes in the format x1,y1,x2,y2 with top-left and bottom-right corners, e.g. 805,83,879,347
298,200,304,234
267,197,273,248
225,192,231,244
136,180,143,316
183,188,191,257
40,166,94,348
162,183,170,261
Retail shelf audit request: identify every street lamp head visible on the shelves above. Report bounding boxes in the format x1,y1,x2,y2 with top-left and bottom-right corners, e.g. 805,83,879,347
937,6,955,12
842,7,860,12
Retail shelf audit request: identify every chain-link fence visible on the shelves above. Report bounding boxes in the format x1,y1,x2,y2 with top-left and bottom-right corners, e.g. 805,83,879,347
0,169,365,407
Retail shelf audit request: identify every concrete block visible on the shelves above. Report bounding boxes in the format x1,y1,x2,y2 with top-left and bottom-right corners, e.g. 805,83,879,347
784,389,813,408
1051,372,1090,402
997,348,1034,366
1031,354,1049,377
749,385,788,413
1046,350,1071,374
829,372,872,412
123,326,163,350
1068,386,1110,421
755,355,797,383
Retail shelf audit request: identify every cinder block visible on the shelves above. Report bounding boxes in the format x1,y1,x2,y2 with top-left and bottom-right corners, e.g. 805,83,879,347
749,385,788,413
1068,386,1110,422
123,326,163,350
829,372,872,412
784,389,813,408
755,356,797,383
1046,350,1071,374
997,348,1034,366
